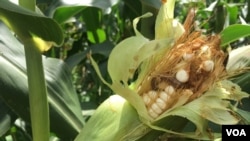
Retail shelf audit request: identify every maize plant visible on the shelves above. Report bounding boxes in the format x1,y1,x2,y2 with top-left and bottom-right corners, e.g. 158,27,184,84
75,0,249,140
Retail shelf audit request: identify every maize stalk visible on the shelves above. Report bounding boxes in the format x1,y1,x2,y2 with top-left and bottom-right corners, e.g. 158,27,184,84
78,0,250,140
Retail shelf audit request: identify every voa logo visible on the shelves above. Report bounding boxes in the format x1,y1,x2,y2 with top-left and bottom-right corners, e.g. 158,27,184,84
226,129,246,136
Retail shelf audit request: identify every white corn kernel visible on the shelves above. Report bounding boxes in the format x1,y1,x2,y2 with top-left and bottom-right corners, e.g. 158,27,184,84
151,103,163,114
159,91,169,102
175,69,189,83
148,108,159,119
164,85,175,95
183,53,193,61
201,45,209,53
156,98,166,110
148,90,158,99
143,94,151,105
203,60,214,71
183,89,193,95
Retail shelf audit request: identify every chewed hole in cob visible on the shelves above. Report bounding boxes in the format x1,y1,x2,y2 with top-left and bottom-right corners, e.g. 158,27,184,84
137,10,228,119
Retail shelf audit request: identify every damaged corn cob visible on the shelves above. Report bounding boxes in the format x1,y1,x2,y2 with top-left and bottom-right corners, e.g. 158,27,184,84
138,9,227,118
90,0,248,124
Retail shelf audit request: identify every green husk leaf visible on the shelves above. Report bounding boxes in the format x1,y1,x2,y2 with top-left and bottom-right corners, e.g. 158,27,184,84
133,12,153,36
107,38,176,122
142,80,248,140
226,45,250,71
225,45,250,124
155,0,185,39
108,36,149,84
226,45,250,93
75,95,150,141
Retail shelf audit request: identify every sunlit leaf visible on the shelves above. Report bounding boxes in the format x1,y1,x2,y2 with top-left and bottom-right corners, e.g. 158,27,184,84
0,0,63,51
221,24,250,47
87,29,106,43
226,4,238,24
0,22,83,140
53,0,119,24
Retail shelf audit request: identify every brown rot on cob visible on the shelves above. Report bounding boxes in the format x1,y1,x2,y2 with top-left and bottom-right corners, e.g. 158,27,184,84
137,9,228,118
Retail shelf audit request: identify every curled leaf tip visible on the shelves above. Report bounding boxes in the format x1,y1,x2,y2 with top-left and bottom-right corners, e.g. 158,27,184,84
133,12,153,36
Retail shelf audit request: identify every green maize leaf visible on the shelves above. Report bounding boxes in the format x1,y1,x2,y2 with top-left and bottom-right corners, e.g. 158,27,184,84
53,6,86,24
75,95,150,141
220,24,250,47
226,4,238,25
0,0,63,52
0,22,84,140
53,0,119,24
0,115,10,137
140,0,161,9
81,7,106,43
236,109,250,124
0,101,14,136
65,41,114,70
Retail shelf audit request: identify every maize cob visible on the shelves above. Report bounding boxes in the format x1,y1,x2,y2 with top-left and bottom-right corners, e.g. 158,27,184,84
137,8,227,118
